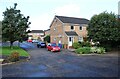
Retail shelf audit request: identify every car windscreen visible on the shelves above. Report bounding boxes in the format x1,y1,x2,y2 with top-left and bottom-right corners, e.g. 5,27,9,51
41,43,45,44
51,43,57,47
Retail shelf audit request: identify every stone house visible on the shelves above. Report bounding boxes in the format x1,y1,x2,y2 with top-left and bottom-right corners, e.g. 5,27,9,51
50,15,89,49
28,30,44,41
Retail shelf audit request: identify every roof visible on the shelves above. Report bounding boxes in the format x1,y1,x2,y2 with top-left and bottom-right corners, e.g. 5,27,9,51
30,30,44,33
56,15,89,24
65,31,78,36
44,29,50,32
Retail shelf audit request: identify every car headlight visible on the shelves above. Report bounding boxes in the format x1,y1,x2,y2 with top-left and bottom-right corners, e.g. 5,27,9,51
53,48,55,49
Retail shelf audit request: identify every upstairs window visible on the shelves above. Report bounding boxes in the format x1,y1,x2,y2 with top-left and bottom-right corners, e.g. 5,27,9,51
80,26,82,30
71,25,74,30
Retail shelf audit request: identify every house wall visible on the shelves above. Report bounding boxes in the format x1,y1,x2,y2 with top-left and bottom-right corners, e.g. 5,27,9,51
64,24,88,37
74,36,78,42
50,17,88,49
75,25,88,37
28,33,44,41
50,20,88,44
50,18,64,44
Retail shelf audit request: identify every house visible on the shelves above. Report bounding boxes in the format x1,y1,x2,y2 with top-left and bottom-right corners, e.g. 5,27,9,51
50,15,89,49
28,30,44,41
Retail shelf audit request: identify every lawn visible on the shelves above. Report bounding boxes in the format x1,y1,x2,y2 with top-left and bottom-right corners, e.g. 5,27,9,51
0,46,29,57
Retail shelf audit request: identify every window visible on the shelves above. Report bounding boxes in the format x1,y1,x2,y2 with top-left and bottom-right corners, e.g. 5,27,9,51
71,26,74,30
69,37,72,41
80,26,82,30
54,27,56,31
78,36,83,42
54,38,56,41
69,37,73,42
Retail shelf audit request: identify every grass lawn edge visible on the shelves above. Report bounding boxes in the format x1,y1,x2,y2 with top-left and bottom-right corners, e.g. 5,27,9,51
0,46,30,57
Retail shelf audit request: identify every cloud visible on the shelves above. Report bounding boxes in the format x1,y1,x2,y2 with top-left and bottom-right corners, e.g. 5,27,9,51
0,0,60,3
29,13,53,30
54,4,81,17
29,3,82,30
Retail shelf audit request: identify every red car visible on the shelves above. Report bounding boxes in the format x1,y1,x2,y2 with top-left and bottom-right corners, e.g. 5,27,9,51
47,43,60,52
27,39,32,42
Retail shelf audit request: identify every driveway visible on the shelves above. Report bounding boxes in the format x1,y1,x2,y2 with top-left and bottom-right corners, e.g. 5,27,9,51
2,47,119,77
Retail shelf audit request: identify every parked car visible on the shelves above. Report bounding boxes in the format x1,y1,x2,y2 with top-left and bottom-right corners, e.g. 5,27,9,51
27,39,32,42
32,39,39,43
37,41,46,48
47,43,60,52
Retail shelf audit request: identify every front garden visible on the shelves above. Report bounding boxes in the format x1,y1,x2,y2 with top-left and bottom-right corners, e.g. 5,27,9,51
1,46,29,56
0,46,30,64
72,42,106,54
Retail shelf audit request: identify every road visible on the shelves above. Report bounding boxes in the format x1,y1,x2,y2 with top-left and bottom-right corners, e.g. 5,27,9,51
2,47,119,77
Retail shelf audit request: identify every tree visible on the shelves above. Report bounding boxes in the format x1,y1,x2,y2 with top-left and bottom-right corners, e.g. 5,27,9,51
87,12,120,48
2,3,31,48
44,35,50,43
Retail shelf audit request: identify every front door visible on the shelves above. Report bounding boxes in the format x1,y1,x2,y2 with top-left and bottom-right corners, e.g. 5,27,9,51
68,37,74,47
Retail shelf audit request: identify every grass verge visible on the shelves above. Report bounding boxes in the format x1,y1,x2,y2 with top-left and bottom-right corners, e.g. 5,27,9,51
0,46,29,57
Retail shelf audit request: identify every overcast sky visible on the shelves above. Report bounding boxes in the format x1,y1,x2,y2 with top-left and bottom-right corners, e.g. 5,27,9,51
0,0,119,30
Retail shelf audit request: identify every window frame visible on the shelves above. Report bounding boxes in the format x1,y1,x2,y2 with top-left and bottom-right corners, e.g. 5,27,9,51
71,25,74,31
79,26,82,30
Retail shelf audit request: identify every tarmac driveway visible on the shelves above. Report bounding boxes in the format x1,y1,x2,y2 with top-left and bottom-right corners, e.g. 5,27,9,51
2,48,119,77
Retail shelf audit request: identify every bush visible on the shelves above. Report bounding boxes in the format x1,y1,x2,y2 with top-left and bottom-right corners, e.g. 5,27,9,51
72,42,81,49
79,41,91,47
96,47,105,54
90,47,105,54
9,52,20,62
90,47,97,53
75,47,91,54
75,47,105,54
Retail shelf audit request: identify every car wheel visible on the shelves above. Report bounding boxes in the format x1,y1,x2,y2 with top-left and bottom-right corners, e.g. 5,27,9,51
37,45,39,48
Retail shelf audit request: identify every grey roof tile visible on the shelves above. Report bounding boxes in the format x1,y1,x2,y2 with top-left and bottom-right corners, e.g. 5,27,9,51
56,15,89,24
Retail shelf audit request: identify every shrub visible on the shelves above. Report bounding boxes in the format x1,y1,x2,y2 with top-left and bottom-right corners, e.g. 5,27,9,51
80,41,91,47
96,47,105,54
90,47,105,54
75,47,91,54
90,47,97,53
9,52,20,62
72,42,81,49
75,47,105,54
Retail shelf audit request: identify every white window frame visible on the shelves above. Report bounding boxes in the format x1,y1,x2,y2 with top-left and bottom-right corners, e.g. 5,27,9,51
54,38,56,41
71,25,74,31
54,28,56,31
78,36,83,42
79,26,82,30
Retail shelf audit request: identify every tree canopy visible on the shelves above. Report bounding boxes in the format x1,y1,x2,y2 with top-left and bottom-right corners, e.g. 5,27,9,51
44,35,50,43
87,12,120,48
2,3,31,47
